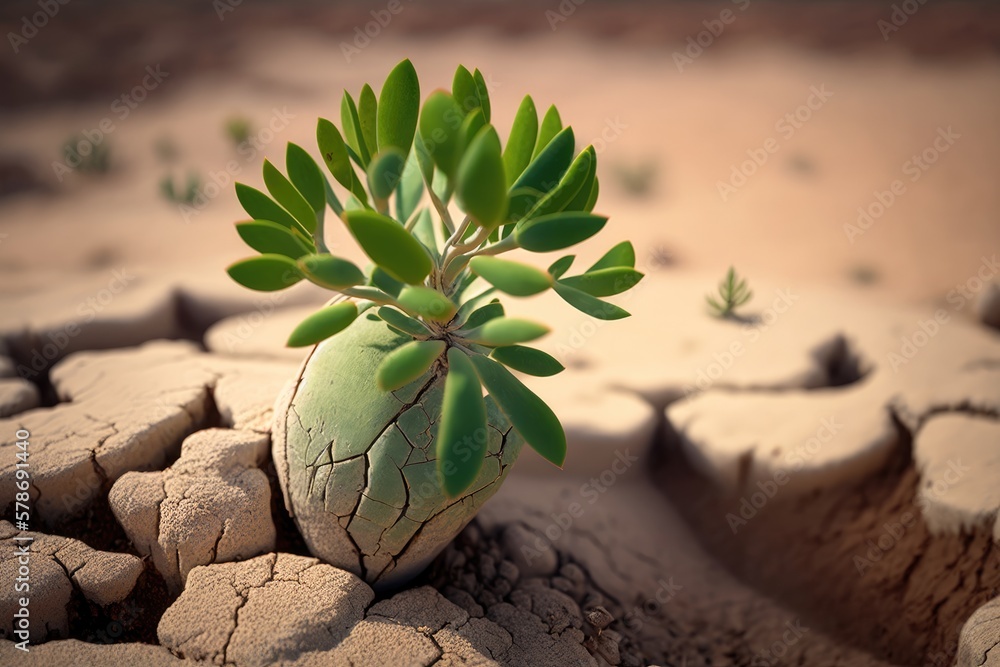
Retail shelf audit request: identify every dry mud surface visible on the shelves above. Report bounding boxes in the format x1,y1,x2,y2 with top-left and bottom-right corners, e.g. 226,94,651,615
0,270,997,666
2,12,1000,666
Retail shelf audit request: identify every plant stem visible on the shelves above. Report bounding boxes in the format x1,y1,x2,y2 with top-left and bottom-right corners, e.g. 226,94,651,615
313,208,330,254
468,234,517,257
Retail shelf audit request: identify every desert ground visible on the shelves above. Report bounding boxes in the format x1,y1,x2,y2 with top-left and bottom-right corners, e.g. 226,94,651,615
0,1,998,666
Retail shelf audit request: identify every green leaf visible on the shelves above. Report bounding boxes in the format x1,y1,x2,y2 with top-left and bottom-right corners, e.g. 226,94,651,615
286,302,358,347
397,285,457,322
321,171,344,215
236,221,313,259
414,131,436,185
461,317,550,346
286,143,326,213
359,84,379,159
341,90,370,167
469,256,552,297
564,148,598,213
584,176,600,212
377,306,432,338
317,118,367,203
344,210,433,284
589,241,635,271
263,159,317,234
418,92,464,180
473,69,491,122
559,267,644,297
515,212,607,252
463,301,503,329
491,345,564,377
369,265,403,298
395,153,425,222
376,339,445,392
548,255,575,279
456,126,507,228
367,149,407,201
297,254,365,290
410,207,439,261
235,183,307,236
508,127,575,220
502,95,538,188
437,348,488,497
553,282,630,320
452,65,482,117
469,354,566,467
532,105,563,160
227,255,303,292
378,59,420,155
523,146,594,222
458,108,486,157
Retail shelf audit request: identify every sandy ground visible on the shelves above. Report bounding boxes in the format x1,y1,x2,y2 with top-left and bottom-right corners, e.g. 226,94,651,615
1,5,999,665
1,29,998,309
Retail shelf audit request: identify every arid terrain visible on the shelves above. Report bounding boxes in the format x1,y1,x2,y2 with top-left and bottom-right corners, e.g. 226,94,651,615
0,2,998,665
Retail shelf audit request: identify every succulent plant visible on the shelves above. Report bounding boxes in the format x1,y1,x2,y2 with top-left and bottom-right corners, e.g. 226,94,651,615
226,60,642,587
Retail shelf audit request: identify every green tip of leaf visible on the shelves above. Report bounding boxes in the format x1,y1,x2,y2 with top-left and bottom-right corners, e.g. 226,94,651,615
397,286,458,322
376,339,446,392
297,254,365,290
286,301,358,347
437,347,488,497
227,254,303,292
469,256,552,297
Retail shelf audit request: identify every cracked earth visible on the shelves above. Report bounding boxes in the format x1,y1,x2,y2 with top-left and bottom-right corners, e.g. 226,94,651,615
0,268,997,666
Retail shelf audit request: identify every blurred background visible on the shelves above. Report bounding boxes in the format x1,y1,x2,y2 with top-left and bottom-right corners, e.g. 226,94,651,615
1,0,998,313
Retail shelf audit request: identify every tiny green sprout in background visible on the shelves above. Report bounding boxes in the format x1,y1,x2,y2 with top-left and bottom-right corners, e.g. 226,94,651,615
225,59,644,498
225,115,253,147
706,266,753,318
154,135,180,164
63,134,111,174
160,171,201,205
612,158,658,198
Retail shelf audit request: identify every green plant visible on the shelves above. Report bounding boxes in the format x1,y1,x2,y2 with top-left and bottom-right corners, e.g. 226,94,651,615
228,60,641,586
225,115,252,147
159,171,201,205
706,266,752,318
612,159,658,197
63,135,111,174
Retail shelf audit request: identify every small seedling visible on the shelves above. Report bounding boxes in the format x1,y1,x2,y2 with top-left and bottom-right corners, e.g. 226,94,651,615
154,135,180,163
706,267,752,318
227,60,643,497
225,116,252,147
227,61,644,585
160,171,201,205
612,159,657,197
63,135,110,174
